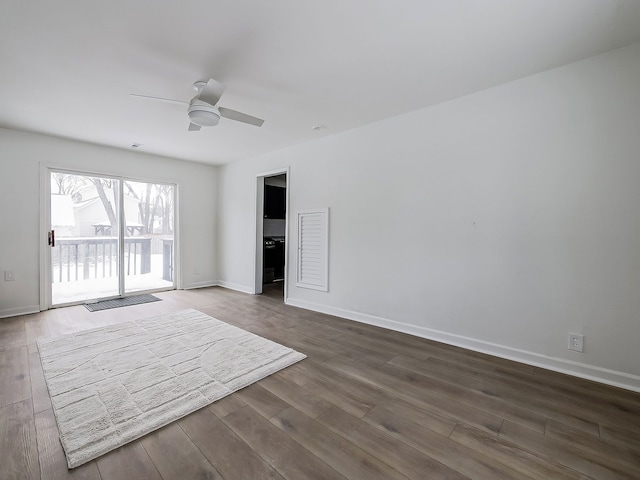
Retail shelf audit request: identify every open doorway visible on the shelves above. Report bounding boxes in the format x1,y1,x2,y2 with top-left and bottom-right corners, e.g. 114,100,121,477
262,174,286,299
254,168,289,300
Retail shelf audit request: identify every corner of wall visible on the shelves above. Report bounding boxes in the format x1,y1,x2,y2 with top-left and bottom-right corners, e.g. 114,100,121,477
215,280,255,295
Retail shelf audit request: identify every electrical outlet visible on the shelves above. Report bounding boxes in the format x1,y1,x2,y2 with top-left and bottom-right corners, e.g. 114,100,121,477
4,270,15,281
193,267,200,276
568,333,584,352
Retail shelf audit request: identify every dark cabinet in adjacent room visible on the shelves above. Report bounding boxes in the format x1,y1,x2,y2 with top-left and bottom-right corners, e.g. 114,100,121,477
263,176,286,288
263,236,285,283
264,185,286,219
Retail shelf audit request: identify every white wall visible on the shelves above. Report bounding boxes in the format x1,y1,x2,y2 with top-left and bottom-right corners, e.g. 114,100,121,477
0,129,218,317
217,41,640,391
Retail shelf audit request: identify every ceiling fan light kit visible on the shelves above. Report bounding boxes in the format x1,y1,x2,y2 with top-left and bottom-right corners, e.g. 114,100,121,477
188,101,221,127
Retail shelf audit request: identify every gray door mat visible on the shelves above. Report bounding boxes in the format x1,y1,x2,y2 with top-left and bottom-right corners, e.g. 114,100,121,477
84,294,161,312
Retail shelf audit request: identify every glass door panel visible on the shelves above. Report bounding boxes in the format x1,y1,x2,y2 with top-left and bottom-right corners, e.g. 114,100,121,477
50,172,120,305
123,180,174,294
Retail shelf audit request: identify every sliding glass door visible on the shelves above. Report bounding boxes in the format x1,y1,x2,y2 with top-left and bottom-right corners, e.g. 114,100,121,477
49,171,175,306
123,180,174,294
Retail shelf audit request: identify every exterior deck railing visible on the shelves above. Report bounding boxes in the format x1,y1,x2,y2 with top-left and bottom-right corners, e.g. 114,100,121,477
51,237,152,282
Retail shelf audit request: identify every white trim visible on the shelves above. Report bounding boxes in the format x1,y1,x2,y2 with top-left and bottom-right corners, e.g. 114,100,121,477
173,183,181,290
0,306,41,319
40,162,179,187
254,177,265,295
256,167,291,179
254,167,290,300
284,175,290,302
181,281,253,293
39,163,51,309
117,175,125,297
215,281,255,294
285,297,640,393
181,280,220,290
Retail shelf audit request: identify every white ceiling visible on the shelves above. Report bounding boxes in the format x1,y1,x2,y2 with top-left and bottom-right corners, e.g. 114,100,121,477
1,1,640,165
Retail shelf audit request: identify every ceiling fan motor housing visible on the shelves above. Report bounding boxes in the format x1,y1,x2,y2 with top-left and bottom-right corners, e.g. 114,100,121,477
188,100,221,127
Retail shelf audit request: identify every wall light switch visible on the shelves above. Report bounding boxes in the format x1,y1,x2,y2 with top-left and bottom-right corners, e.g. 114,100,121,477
4,270,15,281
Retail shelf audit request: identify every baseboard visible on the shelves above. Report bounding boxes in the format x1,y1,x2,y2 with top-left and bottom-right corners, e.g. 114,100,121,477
181,280,218,290
215,281,255,295
0,305,41,319
286,297,640,393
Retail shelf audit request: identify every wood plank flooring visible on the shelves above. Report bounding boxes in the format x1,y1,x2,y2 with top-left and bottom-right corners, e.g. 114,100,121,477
1,286,640,479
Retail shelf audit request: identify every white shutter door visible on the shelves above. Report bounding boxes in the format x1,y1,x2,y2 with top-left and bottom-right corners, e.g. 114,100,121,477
296,208,328,291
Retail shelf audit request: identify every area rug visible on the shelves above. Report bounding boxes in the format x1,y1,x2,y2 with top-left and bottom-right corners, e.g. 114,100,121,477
37,309,306,468
84,294,161,312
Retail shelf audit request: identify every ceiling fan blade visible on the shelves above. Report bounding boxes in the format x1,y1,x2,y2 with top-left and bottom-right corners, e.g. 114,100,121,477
130,93,187,105
218,106,264,127
198,78,225,106
188,122,201,131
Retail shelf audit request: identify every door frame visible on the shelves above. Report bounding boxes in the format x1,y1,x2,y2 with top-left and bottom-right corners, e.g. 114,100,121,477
254,167,289,301
40,164,179,310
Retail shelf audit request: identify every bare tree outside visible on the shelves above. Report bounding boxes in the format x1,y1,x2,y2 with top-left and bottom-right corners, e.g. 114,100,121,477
124,180,174,235
51,173,174,235
92,178,118,231
50,172,175,304
51,172,84,196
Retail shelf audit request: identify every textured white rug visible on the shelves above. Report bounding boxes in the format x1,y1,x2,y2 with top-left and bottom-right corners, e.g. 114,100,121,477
37,309,306,468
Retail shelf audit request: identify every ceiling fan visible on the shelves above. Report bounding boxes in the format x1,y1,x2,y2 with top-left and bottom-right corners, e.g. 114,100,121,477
131,78,264,131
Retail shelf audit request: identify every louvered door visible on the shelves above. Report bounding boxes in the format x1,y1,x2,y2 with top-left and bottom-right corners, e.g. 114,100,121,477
296,208,329,291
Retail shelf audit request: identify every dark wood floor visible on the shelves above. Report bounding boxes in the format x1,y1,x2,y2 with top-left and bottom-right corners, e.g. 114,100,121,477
1,287,640,479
